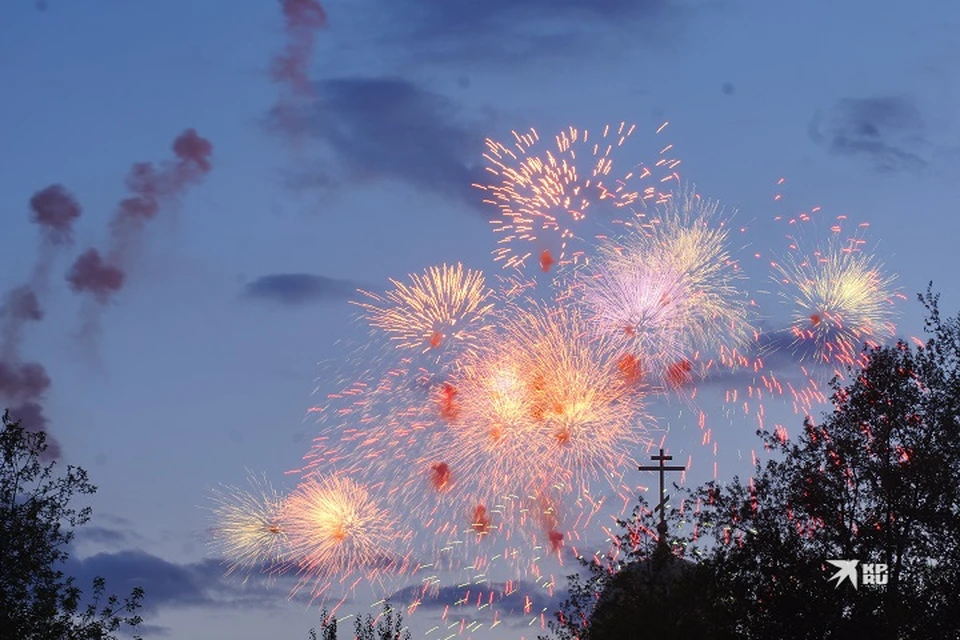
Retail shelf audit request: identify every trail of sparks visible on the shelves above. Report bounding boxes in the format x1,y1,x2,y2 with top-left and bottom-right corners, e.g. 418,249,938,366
478,122,680,273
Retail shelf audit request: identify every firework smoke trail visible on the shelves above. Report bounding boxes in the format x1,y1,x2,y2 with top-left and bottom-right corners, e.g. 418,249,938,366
772,224,900,369
2,185,82,358
66,129,213,345
283,474,410,599
209,472,289,583
0,185,83,456
353,263,497,367
477,122,680,275
580,186,754,392
268,0,327,143
272,0,327,98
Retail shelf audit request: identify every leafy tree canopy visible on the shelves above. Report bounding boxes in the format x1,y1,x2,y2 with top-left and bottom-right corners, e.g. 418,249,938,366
545,286,960,640
0,411,144,640
308,601,410,640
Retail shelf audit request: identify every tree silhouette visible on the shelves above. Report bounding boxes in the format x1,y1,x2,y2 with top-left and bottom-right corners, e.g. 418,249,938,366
544,287,960,639
308,601,410,640
0,410,144,640
692,287,960,638
542,496,735,640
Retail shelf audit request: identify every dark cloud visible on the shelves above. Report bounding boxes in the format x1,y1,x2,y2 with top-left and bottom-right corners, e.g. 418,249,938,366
808,97,926,172
242,273,357,306
387,581,562,617
74,515,142,547
65,550,283,615
67,551,219,611
380,0,670,61
268,77,488,210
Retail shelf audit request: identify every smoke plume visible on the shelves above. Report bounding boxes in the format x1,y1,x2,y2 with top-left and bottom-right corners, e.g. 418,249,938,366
67,129,213,338
0,184,82,457
272,0,327,98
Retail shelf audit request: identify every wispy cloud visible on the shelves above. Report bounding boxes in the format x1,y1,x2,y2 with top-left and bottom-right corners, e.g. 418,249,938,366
241,273,357,306
377,0,673,62
74,525,136,546
267,77,488,211
134,623,172,637
808,96,927,172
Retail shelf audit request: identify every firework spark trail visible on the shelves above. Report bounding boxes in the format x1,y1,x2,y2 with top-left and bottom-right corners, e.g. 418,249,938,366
283,474,410,598
300,355,470,572
2,185,82,357
581,186,754,391
66,129,213,344
353,263,497,366
0,185,83,455
477,122,681,275
295,346,452,578
209,472,289,583
272,0,327,98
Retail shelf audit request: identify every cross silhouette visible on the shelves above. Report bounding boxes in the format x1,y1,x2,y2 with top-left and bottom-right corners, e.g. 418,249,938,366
638,448,686,543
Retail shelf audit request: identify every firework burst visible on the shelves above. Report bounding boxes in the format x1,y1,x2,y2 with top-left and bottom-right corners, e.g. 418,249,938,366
477,122,680,273
354,263,496,362
435,301,651,516
772,224,899,367
209,472,288,583
283,474,405,595
581,186,754,389
203,117,909,635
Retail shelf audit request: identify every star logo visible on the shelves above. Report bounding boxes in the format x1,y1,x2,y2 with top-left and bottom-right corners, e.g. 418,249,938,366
827,559,859,589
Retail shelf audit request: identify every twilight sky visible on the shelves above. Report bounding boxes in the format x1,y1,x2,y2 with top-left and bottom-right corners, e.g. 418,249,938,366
1,1,959,638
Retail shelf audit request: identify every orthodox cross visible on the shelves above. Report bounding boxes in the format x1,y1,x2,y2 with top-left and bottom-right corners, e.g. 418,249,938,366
638,448,686,544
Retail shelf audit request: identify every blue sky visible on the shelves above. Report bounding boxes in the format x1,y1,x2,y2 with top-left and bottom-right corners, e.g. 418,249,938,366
1,0,959,638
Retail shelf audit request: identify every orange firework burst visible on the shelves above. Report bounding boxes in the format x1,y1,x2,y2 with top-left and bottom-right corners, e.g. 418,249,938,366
439,301,651,510
477,122,680,272
354,263,495,359
208,472,288,583
283,475,402,592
